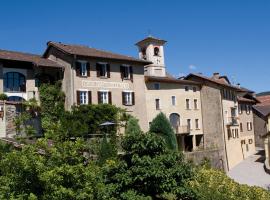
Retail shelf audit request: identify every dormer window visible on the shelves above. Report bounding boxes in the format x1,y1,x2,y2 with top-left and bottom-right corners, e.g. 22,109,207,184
154,47,160,56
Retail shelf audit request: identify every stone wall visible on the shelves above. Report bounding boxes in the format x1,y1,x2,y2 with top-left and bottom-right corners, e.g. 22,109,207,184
5,104,18,138
185,149,226,170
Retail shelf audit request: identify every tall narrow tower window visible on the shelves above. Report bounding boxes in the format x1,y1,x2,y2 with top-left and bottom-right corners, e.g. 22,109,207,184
154,47,160,56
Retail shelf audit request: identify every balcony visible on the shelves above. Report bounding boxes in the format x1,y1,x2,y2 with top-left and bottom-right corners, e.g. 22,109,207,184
175,125,190,135
227,116,239,126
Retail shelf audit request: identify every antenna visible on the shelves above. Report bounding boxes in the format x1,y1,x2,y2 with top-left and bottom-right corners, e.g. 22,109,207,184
147,29,152,37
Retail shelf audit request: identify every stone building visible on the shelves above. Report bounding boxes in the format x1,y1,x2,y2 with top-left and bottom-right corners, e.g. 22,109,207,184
0,49,62,137
136,37,204,152
185,73,257,170
0,37,258,171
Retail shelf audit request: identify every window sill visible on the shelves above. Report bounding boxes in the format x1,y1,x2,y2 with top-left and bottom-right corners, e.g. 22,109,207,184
99,76,108,79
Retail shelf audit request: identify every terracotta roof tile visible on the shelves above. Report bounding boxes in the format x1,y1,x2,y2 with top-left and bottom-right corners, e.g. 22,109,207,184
145,76,201,85
185,73,248,91
46,41,151,64
0,49,62,68
253,104,270,117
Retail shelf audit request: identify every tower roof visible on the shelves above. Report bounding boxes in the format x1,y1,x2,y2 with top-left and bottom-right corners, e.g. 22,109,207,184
135,36,167,47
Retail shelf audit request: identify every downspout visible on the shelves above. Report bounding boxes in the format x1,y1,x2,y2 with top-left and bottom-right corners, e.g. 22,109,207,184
220,90,230,172
71,55,76,108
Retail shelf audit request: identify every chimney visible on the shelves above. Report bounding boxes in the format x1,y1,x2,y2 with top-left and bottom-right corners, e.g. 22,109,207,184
212,72,220,79
236,83,241,88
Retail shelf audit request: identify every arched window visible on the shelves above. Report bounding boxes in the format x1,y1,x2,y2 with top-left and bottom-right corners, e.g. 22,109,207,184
7,96,25,102
154,47,160,56
4,72,26,92
169,113,180,130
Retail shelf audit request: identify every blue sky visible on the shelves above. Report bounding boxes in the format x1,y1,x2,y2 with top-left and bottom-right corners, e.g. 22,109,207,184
0,0,269,93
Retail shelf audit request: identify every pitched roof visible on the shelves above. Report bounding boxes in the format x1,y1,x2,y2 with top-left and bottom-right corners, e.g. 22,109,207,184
185,73,246,91
257,95,270,105
253,104,270,117
0,49,62,68
135,36,167,46
145,75,201,85
45,41,151,64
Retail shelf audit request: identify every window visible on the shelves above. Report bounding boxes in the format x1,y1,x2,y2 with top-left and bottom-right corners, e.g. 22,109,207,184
4,72,26,92
98,91,111,104
240,123,243,132
195,119,199,129
80,91,87,104
235,129,239,138
155,99,160,110
187,119,191,130
76,90,91,105
194,99,198,110
246,105,251,114
81,62,87,76
76,61,90,77
186,99,190,109
185,86,189,91
122,91,134,106
238,104,242,114
121,65,133,80
154,47,160,56
193,87,197,92
97,63,110,78
154,83,160,90
228,129,232,139
172,96,176,106
247,122,253,131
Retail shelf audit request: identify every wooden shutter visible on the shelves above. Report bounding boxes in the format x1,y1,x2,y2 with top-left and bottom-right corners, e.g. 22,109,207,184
86,62,90,77
97,91,102,104
122,92,125,105
76,91,80,105
120,66,124,80
132,92,135,105
75,61,81,76
107,64,110,78
88,91,92,104
96,63,100,77
130,66,133,82
108,92,112,104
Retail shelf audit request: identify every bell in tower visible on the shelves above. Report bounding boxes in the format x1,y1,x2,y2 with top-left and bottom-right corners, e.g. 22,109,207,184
135,36,167,77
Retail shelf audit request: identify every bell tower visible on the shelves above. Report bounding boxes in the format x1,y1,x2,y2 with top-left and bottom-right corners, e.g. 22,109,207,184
135,36,167,77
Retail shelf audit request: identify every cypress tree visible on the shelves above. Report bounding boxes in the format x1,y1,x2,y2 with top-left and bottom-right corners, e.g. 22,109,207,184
149,112,178,151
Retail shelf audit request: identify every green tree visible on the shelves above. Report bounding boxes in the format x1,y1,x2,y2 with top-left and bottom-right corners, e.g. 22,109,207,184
125,117,142,136
104,132,194,199
149,112,177,151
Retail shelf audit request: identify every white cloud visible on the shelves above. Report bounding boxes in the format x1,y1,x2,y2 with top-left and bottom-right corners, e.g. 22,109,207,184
189,65,197,70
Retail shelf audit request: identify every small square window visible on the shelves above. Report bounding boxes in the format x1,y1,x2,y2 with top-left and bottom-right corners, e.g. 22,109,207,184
154,83,160,90
185,86,189,91
193,87,197,92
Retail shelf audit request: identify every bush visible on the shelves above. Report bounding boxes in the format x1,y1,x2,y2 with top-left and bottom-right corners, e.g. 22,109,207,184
0,93,8,101
125,117,142,136
104,132,194,199
189,167,270,200
149,112,177,151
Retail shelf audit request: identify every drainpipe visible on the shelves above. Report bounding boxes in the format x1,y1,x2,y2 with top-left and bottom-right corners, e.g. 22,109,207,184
71,55,76,108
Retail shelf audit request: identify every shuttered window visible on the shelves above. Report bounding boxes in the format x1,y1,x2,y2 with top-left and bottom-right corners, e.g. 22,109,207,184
120,65,133,81
122,92,135,106
76,90,91,105
98,91,111,104
76,61,90,77
96,63,110,78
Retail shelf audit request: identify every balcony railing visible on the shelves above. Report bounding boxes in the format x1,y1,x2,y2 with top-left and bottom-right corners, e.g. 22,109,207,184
175,125,190,135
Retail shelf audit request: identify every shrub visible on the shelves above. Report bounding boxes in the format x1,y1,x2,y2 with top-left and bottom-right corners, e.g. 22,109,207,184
149,112,177,151
0,93,8,101
189,167,270,200
125,117,142,136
